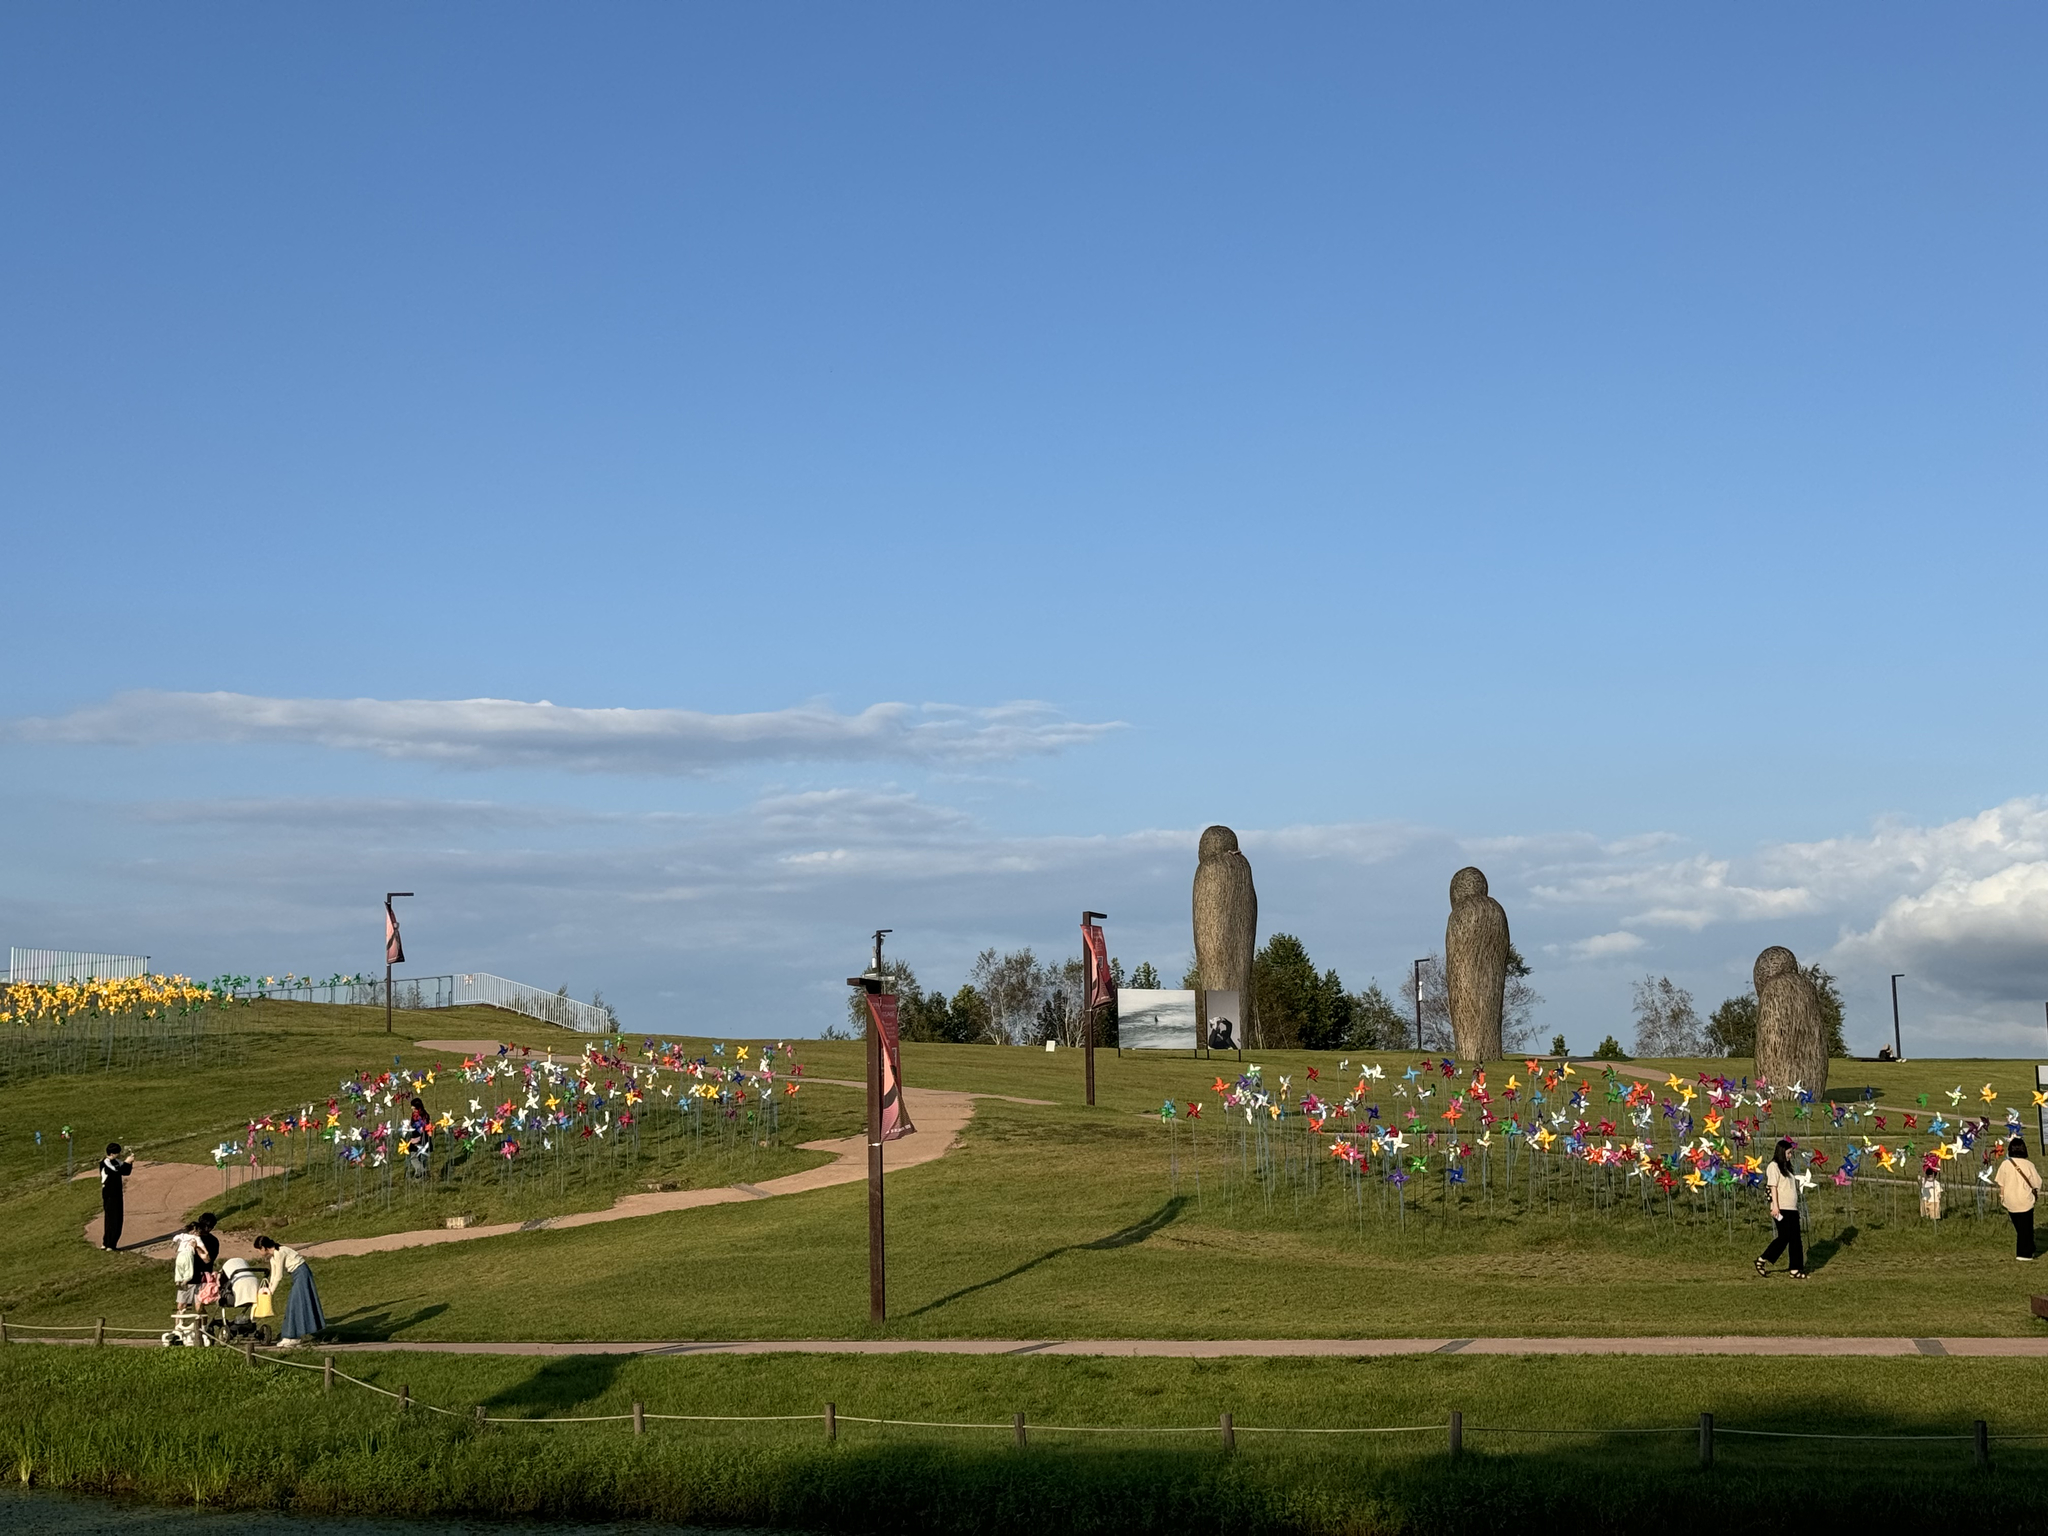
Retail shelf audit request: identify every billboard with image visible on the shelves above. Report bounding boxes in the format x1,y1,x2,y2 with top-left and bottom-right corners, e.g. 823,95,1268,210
1205,989,1243,1051
1117,989,1196,1050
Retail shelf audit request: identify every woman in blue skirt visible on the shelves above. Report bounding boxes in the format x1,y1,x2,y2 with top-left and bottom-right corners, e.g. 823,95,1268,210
252,1235,325,1346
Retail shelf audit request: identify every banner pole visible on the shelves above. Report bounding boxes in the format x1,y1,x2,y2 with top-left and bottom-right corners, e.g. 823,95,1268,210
1081,912,1107,1109
867,980,884,1321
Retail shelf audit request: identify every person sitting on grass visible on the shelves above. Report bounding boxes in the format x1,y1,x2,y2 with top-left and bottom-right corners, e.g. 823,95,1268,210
1755,1138,1808,1280
1993,1137,2040,1263
252,1234,325,1347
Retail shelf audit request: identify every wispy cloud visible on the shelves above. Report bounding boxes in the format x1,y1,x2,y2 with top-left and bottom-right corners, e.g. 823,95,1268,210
7,691,1124,774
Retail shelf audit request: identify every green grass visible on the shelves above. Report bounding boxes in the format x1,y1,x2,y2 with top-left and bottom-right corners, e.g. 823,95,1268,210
3,1023,2045,1343
1,1347,2042,1532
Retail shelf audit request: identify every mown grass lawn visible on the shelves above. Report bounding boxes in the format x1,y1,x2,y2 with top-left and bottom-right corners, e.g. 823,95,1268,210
1,1011,2044,1342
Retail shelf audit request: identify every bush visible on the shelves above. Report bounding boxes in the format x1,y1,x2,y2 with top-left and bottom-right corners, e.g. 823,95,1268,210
1593,1035,1630,1061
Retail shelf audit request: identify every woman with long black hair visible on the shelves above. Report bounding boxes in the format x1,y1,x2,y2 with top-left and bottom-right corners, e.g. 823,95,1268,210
1755,1138,1808,1280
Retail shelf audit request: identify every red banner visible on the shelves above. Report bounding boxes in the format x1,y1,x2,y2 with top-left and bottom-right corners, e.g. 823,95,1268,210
384,901,405,966
865,991,915,1142
1081,921,1114,1012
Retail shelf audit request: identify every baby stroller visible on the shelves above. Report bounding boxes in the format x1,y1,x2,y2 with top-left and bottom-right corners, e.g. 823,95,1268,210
204,1258,274,1345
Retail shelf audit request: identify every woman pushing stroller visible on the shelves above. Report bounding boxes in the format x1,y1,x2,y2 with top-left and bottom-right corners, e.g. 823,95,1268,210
252,1235,325,1347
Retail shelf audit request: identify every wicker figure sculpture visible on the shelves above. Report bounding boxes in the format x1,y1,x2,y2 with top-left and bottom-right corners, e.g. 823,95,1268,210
1754,945,1829,1098
1445,866,1509,1062
1192,824,1258,1050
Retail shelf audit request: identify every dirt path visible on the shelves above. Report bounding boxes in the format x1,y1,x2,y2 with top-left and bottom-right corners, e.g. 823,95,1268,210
81,1039,1051,1263
78,1161,281,1260
47,1333,2048,1357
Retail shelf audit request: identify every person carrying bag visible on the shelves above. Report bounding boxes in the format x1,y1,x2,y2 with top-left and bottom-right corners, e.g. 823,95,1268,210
1755,1138,1808,1280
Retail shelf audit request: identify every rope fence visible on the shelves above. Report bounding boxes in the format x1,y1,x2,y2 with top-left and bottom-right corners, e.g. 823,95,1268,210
6,1326,2044,1466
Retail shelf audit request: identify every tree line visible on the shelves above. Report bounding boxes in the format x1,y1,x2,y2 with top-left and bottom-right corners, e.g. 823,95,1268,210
1589,966,1851,1061
838,935,1543,1053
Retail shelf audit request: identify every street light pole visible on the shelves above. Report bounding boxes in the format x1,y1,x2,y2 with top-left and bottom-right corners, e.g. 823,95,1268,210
1890,973,1905,1062
1413,958,1429,1052
384,892,413,1035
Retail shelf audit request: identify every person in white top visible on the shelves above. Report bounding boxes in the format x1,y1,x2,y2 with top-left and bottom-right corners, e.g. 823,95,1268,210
1755,1138,1808,1280
1993,1137,2040,1262
251,1234,326,1346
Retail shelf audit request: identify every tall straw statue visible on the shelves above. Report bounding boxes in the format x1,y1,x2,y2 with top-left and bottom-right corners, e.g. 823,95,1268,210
1754,946,1829,1098
1445,866,1509,1061
1192,824,1258,1049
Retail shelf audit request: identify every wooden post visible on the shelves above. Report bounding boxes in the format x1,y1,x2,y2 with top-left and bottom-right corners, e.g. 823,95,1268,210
866,984,885,1324
1974,1419,1988,1469
1084,999,1096,1107
1014,1411,1027,1448
243,1339,255,1367
1448,1409,1462,1460
1219,1411,1234,1452
475,1406,486,1426
324,1355,334,1392
825,1402,837,1442
1,1314,10,1345
1698,1412,1714,1469
94,1317,105,1348
399,1384,410,1414
633,1401,645,1436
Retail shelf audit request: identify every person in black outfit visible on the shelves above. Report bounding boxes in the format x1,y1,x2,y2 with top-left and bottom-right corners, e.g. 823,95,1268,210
99,1144,133,1250
196,1212,221,1277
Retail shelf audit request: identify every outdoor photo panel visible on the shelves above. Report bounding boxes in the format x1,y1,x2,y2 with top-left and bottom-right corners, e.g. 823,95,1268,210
1205,989,1242,1051
1117,989,1196,1050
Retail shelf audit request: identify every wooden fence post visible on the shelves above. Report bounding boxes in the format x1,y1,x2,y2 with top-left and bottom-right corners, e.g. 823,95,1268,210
1448,1410,1462,1460
1699,1412,1714,1469
324,1356,334,1392
399,1384,410,1414
243,1339,255,1367
1,1314,9,1344
1974,1419,1988,1469
1220,1411,1234,1453
633,1401,645,1437
94,1318,105,1348
1014,1411,1027,1448
825,1402,837,1442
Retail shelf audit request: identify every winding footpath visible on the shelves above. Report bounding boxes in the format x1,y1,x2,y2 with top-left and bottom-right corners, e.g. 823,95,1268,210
80,1039,1048,1262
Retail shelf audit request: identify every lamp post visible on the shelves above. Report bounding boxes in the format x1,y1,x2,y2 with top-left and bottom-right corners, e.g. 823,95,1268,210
846,928,892,1323
1081,912,1107,1107
384,892,413,1035
1413,958,1429,1051
1890,973,1905,1062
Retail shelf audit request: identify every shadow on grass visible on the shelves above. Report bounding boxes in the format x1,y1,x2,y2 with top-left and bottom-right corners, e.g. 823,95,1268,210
1805,1224,1860,1273
327,1297,449,1341
483,1355,628,1414
909,1197,1190,1317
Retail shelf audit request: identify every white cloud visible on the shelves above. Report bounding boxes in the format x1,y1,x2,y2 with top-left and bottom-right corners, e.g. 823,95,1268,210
1569,930,1646,960
10,784,2048,1051
6,691,1123,774
1524,850,1816,930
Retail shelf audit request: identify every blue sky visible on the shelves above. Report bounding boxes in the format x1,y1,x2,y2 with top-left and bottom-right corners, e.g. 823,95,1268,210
3,6,2046,1050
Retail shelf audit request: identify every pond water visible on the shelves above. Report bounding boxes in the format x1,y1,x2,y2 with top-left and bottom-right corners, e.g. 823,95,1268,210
0,1492,788,1536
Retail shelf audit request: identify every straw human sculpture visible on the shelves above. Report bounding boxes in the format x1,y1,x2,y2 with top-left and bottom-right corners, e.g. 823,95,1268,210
1754,945,1829,1098
1445,866,1509,1061
1192,824,1258,1048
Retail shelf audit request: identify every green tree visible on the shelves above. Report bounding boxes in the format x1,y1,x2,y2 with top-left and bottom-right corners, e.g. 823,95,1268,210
1347,981,1407,1051
1253,933,1318,1056
948,985,991,1044
1594,1034,1630,1060
1706,968,1847,1058
1706,994,1757,1056
1806,964,1850,1057
1127,962,1162,989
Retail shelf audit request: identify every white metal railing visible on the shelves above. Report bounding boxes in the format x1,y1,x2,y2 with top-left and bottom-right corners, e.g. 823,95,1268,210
454,973,613,1033
6,948,152,984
